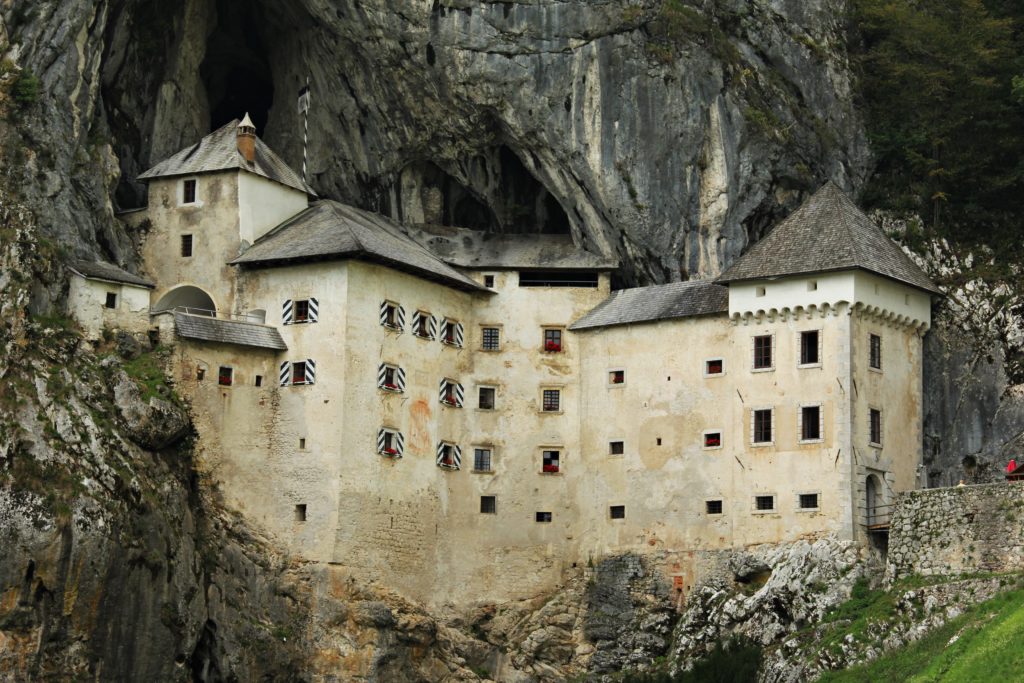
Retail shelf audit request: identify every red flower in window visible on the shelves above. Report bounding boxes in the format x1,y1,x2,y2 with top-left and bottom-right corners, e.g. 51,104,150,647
383,447,398,456
383,382,398,390
545,341,561,352
705,436,721,447
543,464,560,473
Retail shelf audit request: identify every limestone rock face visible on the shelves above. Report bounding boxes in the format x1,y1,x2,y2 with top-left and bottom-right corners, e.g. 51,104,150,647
112,368,191,450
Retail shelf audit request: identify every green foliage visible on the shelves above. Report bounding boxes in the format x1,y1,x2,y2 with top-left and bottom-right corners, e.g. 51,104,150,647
645,0,743,66
818,581,1024,682
11,70,40,107
622,638,762,683
851,0,1024,263
122,346,178,403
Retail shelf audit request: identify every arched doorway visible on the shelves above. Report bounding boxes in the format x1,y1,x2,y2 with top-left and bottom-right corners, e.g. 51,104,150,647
153,286,217,316
866,474,881,526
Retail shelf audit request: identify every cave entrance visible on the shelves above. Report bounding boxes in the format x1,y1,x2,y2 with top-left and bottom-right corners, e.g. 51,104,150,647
200,0,275,135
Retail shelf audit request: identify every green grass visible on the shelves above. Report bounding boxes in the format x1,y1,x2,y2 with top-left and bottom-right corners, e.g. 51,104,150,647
122,346,177,403
818,581,1024,682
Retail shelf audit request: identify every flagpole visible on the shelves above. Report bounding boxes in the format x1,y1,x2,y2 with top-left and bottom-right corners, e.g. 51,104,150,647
299,76,310,188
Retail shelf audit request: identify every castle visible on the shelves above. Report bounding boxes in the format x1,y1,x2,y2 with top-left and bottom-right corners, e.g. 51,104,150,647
69,118,939,606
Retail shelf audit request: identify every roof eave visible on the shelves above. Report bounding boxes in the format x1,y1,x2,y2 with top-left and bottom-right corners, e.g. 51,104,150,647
716,266,941,296
570,309,729,332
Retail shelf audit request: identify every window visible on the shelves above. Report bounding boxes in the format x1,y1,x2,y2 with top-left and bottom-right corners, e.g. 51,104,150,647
283,298,318,325
377,428,404,457
535,512,552,523
706,500,723,515
378,363,405,392
298,438,306,450
869,334,882,370
609,440,624,455
480,496,497,514
753,408,773,444
294,504,307,522
542,450,560,473
218,366,233,386
755,495,775,512
799,493,819,510
481,326,500,351
808,280,818,291
104,292,117,309
439,379,463,407
801,405,822,442
281,359,316,386
542,389,561,412
413,311,434,339
608,370,625,385
182,178,197,204
703,432,722,449
294,299,310,323
484,274,495,288
473,448,492,472
800,330,820,365
254,375,263,387
870,408,882,446
441,318,464,347
436,441,461,470
705,358,724,376
478,386,496,410
755,285,766,297
181,234,193,257
753,335,773,370
543,328,563,352
379,301,404,330
196,367,205,381
609,505,626,519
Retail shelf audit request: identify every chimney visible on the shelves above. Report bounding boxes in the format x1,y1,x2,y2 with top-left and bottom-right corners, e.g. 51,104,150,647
237,112,256,162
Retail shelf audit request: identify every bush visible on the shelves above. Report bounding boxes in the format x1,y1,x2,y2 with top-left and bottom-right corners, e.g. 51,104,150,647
623,637,762,683
12,70,40,107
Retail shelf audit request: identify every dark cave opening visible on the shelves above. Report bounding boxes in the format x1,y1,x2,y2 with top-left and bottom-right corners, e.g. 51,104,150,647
200,1,275,134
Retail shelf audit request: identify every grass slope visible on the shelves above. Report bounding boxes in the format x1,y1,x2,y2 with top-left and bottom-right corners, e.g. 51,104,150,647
819,582,1024,682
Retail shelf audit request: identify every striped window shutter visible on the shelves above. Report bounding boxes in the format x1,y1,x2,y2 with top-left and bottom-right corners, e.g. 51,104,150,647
396,367,406,392
396,305,406,330
452,444,462,469
428,315,437,339
280,361,291,386
455,382,464,408
436,442,446,466
455,322,465,348
379,301,389,326
412,310,421,333
395,431,405,457
282,300,293,325
308,297,319,323
305,359,316,384
377,428,386,452
438,379,446,403
377,363,387,388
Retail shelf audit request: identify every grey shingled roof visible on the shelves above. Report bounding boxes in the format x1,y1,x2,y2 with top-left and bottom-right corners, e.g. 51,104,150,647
570,280,728,330
404,225,617,270
68,260,154,288
174,312,287,350
717,182,940,294
138,120,315,195
230,201,486,292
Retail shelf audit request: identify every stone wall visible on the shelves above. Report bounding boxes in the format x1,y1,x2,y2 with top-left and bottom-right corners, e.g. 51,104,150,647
886,482,1024,581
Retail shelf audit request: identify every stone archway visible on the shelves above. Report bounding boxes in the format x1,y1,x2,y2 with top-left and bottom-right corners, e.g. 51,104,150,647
153,285,216,316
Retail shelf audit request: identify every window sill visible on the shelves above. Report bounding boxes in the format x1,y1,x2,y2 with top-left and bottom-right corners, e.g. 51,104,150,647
706,512,724,517
798,363,822,369
378,451,402,459
798,438,824,445
750,441,775,448
796,508,820,513
751,367,775,373
479,348,502,353
539,471,563,476
539,410,564,415
751,510,778,515
381,324,402,333
472,469,495,475
437,463,459,471
379,386,402,393
607,383,626,389
413,334,433,341
869,441,883,449
703,372,725,379
440,402,462,409
476,407,496,413
703,445,723,451
869,366,883,374
441,340,462,348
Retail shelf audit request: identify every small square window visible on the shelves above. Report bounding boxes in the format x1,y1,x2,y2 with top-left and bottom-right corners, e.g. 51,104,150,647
484,274,495,288
196,367,206,381
292,361,308,385
808,280,818,291
542,450,560,473
473,448,492,472
755,495,775,512
480,496,497,514
609,505,626,519
535,512,552,523
294,504,307,522
482,327,501,351
753,409,773,444
381,302,400,329
704,432,722,449
869,334,882,370
799,493,819,510
870,408,882,446
543,329,563,352
414,311,432,338
609,440,624,455
182,179,197,204
706,500,723,515
753,335,773,370
255,375,263,387
542,389,561,412
705,359,723,376
298,438,306,449
800,330,820,365
609,370,625,385
656,437,662,446
294,299,310,323
440,379,461,407
104,292,117,309
801,405,822,441
218,366,233,386
181,234,193,257
381,365,398,390
441,319,458,345
478,386,496,410
755,285,766,297
438,443,456,468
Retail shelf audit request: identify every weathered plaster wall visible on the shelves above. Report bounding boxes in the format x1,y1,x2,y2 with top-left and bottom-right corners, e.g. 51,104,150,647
236,173,308,245
886,483,1024,581
66,275,150,339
